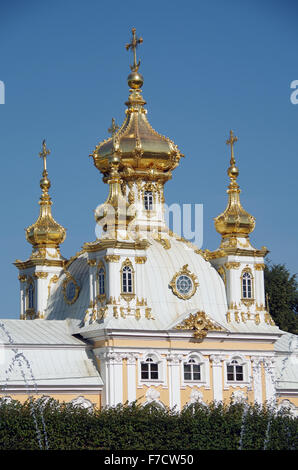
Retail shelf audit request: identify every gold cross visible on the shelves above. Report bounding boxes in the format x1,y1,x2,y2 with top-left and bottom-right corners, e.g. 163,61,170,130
226,130,238,165
125,27,143,72
39,139,50,172
108,118,119,137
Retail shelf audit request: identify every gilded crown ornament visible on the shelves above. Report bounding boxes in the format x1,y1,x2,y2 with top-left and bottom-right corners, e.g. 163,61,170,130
91,28,183,184
214,131,255,239
25,140,66,250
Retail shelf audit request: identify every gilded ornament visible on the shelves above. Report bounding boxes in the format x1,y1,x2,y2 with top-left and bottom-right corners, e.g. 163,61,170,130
135,256,147,264
224,262,240,270
234,312,240,323
47,274,59,299
62,272,80,305
135,308,141,320
87,259,97,266
145,307,153,319
254,313,260,325
104,255,120,263
176,311,224,339
217,266,226,286
18,275,27,283
169,264,198,300
214,131,255,241
255,263,265,271
91,29,183,185
33,272,48,279
26,140,66,251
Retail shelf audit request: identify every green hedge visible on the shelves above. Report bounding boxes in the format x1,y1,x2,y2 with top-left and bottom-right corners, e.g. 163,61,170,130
0,398,297,450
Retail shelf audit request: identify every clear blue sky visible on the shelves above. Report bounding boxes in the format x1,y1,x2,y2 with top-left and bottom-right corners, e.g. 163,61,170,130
0,0,297,318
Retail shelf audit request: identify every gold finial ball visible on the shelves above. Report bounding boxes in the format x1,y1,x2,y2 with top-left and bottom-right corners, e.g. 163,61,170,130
127,71,144,89
109,154,120,165
227,165,239,179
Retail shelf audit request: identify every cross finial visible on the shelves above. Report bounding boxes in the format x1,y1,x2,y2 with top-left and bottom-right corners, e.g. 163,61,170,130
108,118,120,137
125,27,143,72
226,130,238,166
39,139,50,173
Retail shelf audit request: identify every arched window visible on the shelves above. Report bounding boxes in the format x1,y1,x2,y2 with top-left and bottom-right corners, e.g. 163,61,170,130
141,355,159,380
144,191,154,211
227,359,243,382
122,265,133,293
242,271,253,299
27,283,34,310
98,267,105,295
184,357,201,381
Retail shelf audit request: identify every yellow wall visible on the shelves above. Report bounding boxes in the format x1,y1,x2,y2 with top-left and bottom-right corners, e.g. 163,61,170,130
0,392,101,408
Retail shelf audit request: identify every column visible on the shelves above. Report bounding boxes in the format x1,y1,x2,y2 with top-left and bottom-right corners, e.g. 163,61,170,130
167,354,182,411
108,352,123,406
210,355,224,402
98,351,123,407
251,356,263,404
126,353,138,403
263,357,276,405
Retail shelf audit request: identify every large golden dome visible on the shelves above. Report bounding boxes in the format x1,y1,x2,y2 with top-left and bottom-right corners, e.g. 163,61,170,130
91,29,183,183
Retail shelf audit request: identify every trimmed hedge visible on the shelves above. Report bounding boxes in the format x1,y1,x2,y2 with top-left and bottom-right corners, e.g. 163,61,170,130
0,398,297,450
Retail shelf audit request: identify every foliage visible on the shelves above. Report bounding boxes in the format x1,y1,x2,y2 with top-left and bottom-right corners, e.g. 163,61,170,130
0,398,297,450
264,263,298,334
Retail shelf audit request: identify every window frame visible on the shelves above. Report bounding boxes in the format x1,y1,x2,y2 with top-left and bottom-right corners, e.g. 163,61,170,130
26,280,35,311
180,353,210,389
120,258,135,300
97,261,106,301
143,190,154,211
223,355,250,390
138,351,166,387
241,268,254,301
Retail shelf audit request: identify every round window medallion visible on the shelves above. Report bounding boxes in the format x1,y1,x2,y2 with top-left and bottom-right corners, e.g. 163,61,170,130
63,275,80,305
176,275,193,296
66,281,76,302
169,264,198,300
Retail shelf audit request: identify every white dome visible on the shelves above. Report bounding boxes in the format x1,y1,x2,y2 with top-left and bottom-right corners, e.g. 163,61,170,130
45,235,228,332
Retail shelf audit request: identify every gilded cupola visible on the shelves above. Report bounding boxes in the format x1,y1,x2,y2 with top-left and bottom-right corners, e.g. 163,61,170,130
91,28,183,184
214,131,256,239
25,140,66,250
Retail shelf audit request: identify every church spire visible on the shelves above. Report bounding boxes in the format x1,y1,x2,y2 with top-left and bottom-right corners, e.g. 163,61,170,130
25,140,66,253
214,131,255,240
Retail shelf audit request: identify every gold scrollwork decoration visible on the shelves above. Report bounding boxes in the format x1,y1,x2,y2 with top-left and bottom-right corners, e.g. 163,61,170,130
176,311,224,339
62,272,80,305
169,264,198,300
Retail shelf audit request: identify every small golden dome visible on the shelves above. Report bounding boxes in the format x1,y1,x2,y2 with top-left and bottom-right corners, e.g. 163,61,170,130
214,131,255,238
91,28,183,184
26,141,66,249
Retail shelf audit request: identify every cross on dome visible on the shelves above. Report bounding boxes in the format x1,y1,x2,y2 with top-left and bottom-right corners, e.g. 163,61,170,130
125,27,143,72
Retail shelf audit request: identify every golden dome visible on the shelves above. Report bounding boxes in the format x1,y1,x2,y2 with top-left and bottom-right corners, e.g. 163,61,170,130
214,131,255,238
91,28,183,183
26,141,66,249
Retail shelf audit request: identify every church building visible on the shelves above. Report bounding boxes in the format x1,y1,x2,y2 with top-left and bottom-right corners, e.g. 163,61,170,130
1,29,297,414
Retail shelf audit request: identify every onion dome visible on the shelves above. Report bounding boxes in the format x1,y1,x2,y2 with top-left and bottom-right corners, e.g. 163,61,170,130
91,28,183,183
214,131,255,238
26,140,66,249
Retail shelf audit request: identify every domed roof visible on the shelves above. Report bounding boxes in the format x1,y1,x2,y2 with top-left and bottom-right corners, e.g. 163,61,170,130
26,141,66,249
44,235,228,330
91,28,183,183
214,131,255,238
